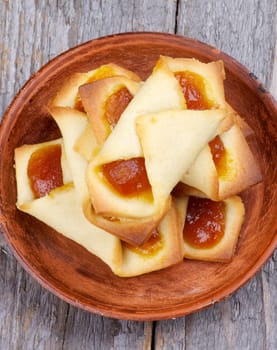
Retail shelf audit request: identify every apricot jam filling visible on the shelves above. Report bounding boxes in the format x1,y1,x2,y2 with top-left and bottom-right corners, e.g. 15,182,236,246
123,229,164,256
27,144,64,198
174,71,214,110
183,197,225,249
101,157,151,197
104,87,133,128
208,135,228,177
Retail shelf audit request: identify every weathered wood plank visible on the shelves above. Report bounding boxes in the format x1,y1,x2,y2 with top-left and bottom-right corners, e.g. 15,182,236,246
0,243,153,350
262,20,277,349
154,1,277,349
177,0,277,86
270,19,277,98
0,0,177,116
0,1,177,349
0,244,69,349
155,276,269,350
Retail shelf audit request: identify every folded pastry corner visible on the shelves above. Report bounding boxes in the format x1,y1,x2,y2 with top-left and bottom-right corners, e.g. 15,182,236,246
48,105,168,245
218,124,262,199
225,103,254,138
161,55,226,108
85,57,187,220
85,107,225,248
48,106,94,201
180,144,219,200
82,196,171,246
14,139,72,207
180,123,261,201
161,55,234,132
136,109,226,204
79,76,141,144
14,136,187,277
48,63,141,111
114,197,187,277
14,138,122,272
74,123,100,161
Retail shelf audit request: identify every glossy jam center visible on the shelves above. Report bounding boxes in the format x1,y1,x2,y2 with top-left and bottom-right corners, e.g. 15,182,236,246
123,229,163,256
27,144,63,198
208,135,227,177
183,197,225,248
101,157,151,196
104,87,133,127
175,71,214,110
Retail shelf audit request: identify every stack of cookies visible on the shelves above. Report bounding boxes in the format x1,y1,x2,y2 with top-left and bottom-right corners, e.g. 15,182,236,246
14,56,261,277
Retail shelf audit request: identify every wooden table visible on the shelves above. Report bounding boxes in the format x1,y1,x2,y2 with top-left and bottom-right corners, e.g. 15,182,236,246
0,1,276,349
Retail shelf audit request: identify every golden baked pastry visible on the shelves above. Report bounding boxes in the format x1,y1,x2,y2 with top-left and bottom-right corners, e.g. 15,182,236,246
135,109,226,204
74,122,98,161
49,63,141,111
180,145,218,199
183,195,245,262
14,139,122,270
162,55,226,106
85,57,226,222
161,55,233,132
49,107,90,200
49,63,142,161
48,106,170,245
115,197,187,277
161,55,259,200
217,124,262,198
83,59,185,241
180,124,261,200
225,103,254,138
15,139,72,205
14,137,187,276
85,108,224,244
79,76,141,144
14,56,261,278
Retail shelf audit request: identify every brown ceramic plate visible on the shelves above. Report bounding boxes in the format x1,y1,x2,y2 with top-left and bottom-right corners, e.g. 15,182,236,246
0,32,276,321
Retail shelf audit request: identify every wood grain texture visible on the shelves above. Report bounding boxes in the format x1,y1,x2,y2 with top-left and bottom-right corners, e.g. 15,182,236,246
0,0,276,349
155,1,277,349
177,0,277,85
0,1,176,349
